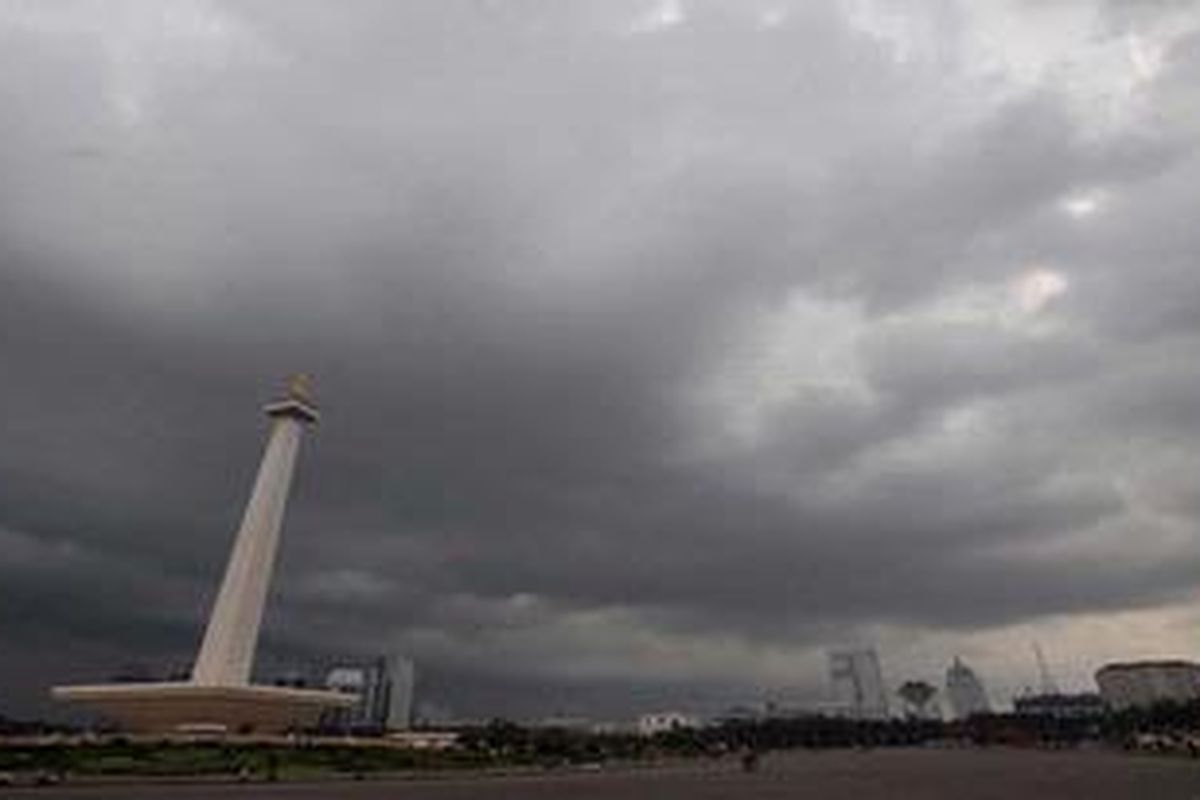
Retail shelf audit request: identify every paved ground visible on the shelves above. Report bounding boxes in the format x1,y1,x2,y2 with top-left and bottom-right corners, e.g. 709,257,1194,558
9,748,1200,799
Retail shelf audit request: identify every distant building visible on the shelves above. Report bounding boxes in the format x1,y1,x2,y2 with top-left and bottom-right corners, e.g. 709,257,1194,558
828,648,889,720
322,655,416,733
945,657,991,719
324,663,387,732
716,705,765,723
637,711,699,736
388,656,416,730
386,730,460,750
530,715,594,731
270,668,312,689
1095,660,1200,710
1013,692,1106,720
588,720,636,735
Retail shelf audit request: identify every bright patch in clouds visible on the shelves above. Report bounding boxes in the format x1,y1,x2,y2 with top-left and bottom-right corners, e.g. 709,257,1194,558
1127,34,1167,83
697,290,870,450
0,0,271,127
896,270,1071,338
1013,269,1069,315
1060,188,1109,220
757,7,789,31
629,0,687,35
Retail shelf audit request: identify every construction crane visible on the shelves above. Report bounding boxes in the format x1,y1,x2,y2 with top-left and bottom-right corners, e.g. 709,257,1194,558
1032,642,1059,695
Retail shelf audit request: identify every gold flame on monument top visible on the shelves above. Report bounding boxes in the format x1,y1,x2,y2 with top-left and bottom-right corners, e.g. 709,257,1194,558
284,372,315,404
266,373,319,423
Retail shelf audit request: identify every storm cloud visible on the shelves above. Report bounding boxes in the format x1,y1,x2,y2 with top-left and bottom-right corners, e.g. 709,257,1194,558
3,0,1200,720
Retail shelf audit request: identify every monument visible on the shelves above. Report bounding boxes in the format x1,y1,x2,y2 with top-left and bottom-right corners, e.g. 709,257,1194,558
53,376,354,734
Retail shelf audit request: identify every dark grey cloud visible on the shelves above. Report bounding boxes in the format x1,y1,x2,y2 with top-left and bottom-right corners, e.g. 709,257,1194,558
2,0,1200,720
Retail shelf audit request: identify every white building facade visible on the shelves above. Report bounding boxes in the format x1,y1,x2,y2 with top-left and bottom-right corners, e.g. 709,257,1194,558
637,711,699,736
828,648,889,720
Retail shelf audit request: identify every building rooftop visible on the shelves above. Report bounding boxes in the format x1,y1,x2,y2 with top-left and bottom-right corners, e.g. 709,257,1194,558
1097,660,1200,673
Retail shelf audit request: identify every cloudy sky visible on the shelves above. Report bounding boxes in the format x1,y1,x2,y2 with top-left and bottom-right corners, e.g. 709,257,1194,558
2,0,1200,721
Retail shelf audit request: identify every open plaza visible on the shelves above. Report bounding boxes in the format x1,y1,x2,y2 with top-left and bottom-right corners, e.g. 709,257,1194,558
5,749,1200,799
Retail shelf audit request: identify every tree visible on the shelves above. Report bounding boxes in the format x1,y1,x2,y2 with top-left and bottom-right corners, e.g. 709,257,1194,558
898,681,939,720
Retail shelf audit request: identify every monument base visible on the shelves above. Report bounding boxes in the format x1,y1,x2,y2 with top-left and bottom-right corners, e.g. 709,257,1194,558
52,682,356,734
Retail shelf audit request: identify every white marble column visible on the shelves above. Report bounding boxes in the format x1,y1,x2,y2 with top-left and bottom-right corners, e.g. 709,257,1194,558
192,379,318,687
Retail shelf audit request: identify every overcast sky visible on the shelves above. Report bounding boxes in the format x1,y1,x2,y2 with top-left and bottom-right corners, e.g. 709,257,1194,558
2,0,1200,721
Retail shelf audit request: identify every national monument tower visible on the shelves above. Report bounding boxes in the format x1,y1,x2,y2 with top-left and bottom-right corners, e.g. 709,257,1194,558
53,376,353,733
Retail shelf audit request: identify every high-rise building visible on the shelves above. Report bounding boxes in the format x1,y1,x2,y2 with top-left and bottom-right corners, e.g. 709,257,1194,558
388,656,416,730
945,657,991,719
828,648,889,720
322,655,417,732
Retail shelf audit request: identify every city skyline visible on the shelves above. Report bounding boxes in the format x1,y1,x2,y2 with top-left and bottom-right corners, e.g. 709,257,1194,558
3,1,1200,722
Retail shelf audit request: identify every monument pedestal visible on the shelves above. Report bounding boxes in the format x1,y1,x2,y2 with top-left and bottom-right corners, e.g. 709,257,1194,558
52,683,354,734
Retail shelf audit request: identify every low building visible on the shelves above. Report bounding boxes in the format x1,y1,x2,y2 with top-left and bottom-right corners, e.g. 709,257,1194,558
637,711,699,736
1095,660,1200,710
1013,692,1106,720
529,715,593,731
386,730,460,750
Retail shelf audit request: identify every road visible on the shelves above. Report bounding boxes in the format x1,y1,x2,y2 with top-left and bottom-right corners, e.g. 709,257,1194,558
8,748,1200,799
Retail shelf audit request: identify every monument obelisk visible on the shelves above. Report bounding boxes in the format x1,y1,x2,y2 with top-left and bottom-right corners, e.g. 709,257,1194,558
54,376,353,734
192,374,319,686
